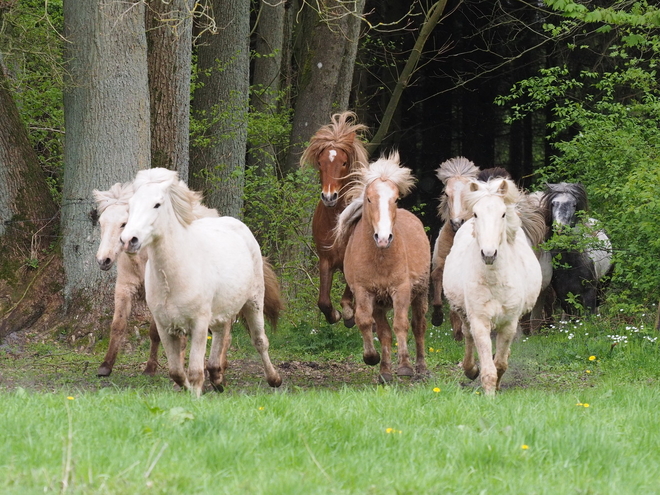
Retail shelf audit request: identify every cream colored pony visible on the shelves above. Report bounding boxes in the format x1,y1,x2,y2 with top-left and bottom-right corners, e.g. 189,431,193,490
119,168,282,397
443,179,542,395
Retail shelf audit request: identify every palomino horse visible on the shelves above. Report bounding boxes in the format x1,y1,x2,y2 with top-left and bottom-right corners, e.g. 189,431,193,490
120,168,282,397
541,182,612,315
93,182,219,377
430,157,479,336
301,111,369,326
335,152,430,383
444,179,542,395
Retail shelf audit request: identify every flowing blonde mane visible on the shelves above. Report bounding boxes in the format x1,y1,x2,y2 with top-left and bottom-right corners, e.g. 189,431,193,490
93,182,133,214
300,111,370,172
435,156,479,184
133,168,206,226
335,151,416,244
464,179,522,243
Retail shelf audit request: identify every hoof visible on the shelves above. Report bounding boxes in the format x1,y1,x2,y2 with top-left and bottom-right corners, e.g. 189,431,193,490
431,307,444,327
267,374,282,388
378,372,393,384
396,366,414,377
464,365,480,381
211,382,225,393
326,309,342,324
453,329,464,342
97,365,112,377
142,364,158,376
363,352,380,366
343,317,355,328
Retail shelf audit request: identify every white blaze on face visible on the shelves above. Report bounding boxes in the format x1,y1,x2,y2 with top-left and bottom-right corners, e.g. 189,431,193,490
374,181,396,247
328,149,337,162
450,180,466,223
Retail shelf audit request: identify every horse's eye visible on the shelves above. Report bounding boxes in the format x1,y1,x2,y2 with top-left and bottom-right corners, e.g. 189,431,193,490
154,203,161,209
502,213,506,218
473,213,478,218
120,223,126,228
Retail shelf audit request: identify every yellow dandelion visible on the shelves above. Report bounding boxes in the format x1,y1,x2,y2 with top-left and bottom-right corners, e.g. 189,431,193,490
67,396,75,400
433,387,441,393
576,402,583,406
429,347,434,352
583,403,590,408
258,406,265,411
521,445,529,450
589,355,596,361
386,427,395,434
586,370,591,374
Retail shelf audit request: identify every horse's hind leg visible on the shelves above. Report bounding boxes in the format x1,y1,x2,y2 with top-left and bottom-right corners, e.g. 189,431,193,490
207,321,232,392
411,293,428,377
242,303,282,388
98,286,134,377
142,320,160,376
340,284,355,328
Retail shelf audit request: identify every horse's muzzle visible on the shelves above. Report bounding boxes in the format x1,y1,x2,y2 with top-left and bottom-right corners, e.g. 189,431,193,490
374,233,393,249
97,257,114,271
481,249,497,265
123,237,141,255
450,219,463,232
321,192,338,207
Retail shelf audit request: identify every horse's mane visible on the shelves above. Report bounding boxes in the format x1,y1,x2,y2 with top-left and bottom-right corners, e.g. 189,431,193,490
300,111,370,172
334,151,416,245
517,194,548,247
93,182,133,214
133,168,209,226
541,182,589,225
435,156,479,184
477,167,510,182
464,178,522,243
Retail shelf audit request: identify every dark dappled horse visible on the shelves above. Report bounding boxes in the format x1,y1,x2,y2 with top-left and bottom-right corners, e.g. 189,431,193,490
541,182,612,316
335,152,430,383
301,111,369,326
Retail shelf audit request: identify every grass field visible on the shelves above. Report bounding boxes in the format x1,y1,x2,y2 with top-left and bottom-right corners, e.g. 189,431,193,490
1,311,659,494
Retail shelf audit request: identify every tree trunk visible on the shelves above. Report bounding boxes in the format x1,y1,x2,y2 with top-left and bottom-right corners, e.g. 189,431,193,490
284,0,363,173
62,0,150,310
190,0,249,217
0,67,57,244
145,0,193,181
248,0,286,175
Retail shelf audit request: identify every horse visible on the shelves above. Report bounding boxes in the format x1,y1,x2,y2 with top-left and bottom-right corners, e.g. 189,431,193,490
430,157,479,338
301,111,369,327
443,178,542,395
119,168,283,397
93,181,219,377
335,151,430,383
541,182,612,316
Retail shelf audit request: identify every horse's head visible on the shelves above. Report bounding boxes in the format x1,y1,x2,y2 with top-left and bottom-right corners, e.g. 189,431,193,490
317,146,351,207
543,183,588,231
436,157,480,232
120,168,188,254
467,179,521,265
93,183,133,270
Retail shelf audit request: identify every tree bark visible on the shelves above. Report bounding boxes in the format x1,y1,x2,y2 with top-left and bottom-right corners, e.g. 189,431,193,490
62,0,150,308
145,0,193,181
190,0,249,217
284,0,364,173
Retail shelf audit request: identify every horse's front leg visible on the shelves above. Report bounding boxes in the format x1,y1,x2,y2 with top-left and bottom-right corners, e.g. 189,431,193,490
354,288,379,366
187,320,212,398
98,284,135,377
157,323,190,392
430,225,454,327
317,257,341,324
373,306,392,383
207,320,232,392
410,292,429,376
469,319,497,396
461,318,479,381
391,289,413,377
494,322,516,392
142,320,161,376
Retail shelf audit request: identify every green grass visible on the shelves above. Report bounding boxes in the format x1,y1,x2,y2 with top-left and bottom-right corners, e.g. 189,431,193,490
1,312,660,493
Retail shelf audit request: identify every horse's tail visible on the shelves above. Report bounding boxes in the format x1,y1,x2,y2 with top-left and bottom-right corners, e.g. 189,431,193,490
262,258,285,331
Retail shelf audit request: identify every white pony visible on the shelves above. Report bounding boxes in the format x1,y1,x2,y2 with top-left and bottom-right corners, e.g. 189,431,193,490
119,168,282,397
93,181,218,377
443,179,542,395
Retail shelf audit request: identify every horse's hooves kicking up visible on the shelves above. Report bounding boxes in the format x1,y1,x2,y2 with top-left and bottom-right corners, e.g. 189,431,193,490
431,307,444,327
464,365,480,381
396,366,414,377
378,372,393,384
363,352,380,366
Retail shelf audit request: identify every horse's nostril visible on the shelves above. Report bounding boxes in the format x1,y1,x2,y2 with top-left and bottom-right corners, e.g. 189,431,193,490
130,237,139,246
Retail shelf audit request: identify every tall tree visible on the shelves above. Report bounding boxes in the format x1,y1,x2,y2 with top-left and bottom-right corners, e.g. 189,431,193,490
190,0,250,217
284,0,365,173
61,0,150,308
146,0,193,181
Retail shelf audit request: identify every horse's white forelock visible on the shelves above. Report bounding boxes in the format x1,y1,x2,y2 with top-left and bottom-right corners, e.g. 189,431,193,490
435,156,479,184
93,182,133,215
345,150,416,204
133,168,199,226
465,179,522,243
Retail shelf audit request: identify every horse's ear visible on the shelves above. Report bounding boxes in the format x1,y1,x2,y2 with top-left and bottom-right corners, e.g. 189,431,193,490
346,132,356,143
497,179,509,196
469,181,480,192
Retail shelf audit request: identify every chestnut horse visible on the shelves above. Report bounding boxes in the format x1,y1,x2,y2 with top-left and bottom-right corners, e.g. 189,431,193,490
301,111,369,326
335,152,430,383
430,157,479,337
